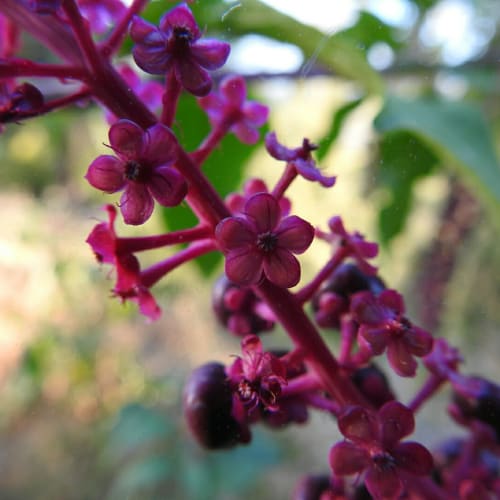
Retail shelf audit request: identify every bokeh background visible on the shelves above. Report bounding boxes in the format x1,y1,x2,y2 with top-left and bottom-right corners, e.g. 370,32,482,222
1,0,500,498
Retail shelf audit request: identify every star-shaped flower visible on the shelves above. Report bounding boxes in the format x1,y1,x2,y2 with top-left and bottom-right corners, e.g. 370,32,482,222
351,289,433,377
198,74,268,144
130,3,230,96
85,119,187,225
329,401,433,500
216,192,314,288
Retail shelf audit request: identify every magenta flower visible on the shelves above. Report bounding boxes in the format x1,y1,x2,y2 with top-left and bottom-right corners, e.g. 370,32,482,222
85,119,187,225
26,0,61,14
227,335,287,413
216,192,314,288
130,3,230,96
351,289,433,377
329,401,433,500
86,205,161,320
265,132,336,187
0,81,44,128
198,75,269,144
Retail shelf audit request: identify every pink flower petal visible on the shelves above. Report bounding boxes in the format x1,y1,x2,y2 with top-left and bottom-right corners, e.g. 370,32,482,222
405,326,433,357
338,406,379,444
220,75,246,106
243,101,269,126
216,217,256,252
365,464,403,500
359,325,390,355
263,248,300,288
160,3,200,38
379,289,405,315
378,401,415,447
85,155,125,192
294,158,336,187
132,43,172,75
244,193,280,233
129,16,163,45
351,291,388,325
392,442,433,475
120,183,154,225
175,57,212,96
387,338,418,377
275,216,314,254
136,287,161,321
329,441,370,475
265,131,297,161
149,166,187,207
232,121,260,145
225,248,263,286
143,123,177,166
109,119,145,159
191,39,230,70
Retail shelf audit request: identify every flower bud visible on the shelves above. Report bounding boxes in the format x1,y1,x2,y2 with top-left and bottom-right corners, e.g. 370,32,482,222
183,362,250,449
293,475,332,500
350,364,395,409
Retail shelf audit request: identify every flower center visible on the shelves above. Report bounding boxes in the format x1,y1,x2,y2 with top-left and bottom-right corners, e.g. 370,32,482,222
173,26,193,45
257,231,278,252
125,160,143,181
372,451,396,471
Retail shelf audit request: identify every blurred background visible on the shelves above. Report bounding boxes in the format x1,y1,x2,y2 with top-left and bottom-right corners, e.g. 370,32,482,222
1,0,500,498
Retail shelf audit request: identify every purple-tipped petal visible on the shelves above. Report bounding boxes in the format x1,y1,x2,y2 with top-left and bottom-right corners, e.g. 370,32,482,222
359,325,390,354
109,119,145,159
149,166,187,207
191,39,231,70
232,122,260,145
143,123,177,165
276,216,314,254
120,183,154,225
175,57,212,96
338,406,379,444
265,132,296,161
379,289,405,315
387,339,418,377
244,193,281,233
405,326,433,357
379,401,415,447
263,249,300,288
329,441,370,475
85,155,125,193
220,75,246,106
225,248,263,286
294,158,336,187
393,442,433,475
160,3,200,38
133,44,172,75
351,291,387,325
130,16,162,44
365,464,403,500
243,102,269,126
216,217,256,252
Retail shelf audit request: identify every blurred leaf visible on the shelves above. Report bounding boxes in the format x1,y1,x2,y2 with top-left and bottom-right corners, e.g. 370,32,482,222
317,97,363,161
336,11,402,51
162,93,265,277
21,333,57,381
107,455,173,500
107,403,174,461
376,130,438,244
375,95,500,219
199,0,384,94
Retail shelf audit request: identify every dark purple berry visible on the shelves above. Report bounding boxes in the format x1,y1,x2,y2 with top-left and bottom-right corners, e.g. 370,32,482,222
312,263,385,328
212,274,274,336
350,364,395,409
293,475,332,500
183,362,250,449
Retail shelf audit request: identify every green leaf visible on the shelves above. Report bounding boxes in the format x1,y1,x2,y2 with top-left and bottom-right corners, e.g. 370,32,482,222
375,95,500,218
376,131,438,244
317,97,363,161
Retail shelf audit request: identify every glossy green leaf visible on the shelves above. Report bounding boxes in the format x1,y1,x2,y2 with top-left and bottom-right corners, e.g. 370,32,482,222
376,130,438,244
375,95,500,217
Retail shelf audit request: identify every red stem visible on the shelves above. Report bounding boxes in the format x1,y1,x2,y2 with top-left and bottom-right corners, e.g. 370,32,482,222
408,374,445,413
0,60,87,80
161,70,182,127
272,163,297,199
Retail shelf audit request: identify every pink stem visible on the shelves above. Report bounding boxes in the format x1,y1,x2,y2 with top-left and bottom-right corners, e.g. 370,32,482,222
116,225,212,254
303,393,340,415
281,373,322,397
408,374,446,413
272,163,297,199
100,0,150,57
338,317,358,365
161,70,182,127
0,60,87,80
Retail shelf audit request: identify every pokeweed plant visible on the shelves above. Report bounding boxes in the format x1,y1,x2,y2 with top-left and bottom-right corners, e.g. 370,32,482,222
1,1,499,499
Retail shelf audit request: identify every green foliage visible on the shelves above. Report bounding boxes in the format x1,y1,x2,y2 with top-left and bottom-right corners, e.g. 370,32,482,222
375,131,438,244
375,95,500,220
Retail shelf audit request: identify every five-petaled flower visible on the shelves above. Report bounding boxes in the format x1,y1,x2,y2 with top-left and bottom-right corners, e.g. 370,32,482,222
215,192,314,288
351,289,433,377
86,205,161,320
329,401,433,500
85,119,187,225
198,75,269,144
227,335,287,413
265,131,336,187
130,3,230,96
